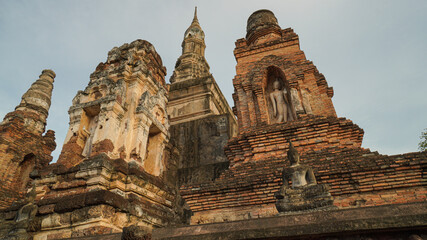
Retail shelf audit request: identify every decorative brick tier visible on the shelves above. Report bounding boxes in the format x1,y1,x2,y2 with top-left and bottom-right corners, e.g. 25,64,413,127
181,147,426,219
225,116,364,166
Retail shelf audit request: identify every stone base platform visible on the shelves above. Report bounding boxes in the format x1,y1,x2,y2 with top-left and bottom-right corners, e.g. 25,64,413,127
276,184,335,213
152,202,427,240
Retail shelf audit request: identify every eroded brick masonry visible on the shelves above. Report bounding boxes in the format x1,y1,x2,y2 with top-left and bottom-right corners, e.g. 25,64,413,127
0,8,426,240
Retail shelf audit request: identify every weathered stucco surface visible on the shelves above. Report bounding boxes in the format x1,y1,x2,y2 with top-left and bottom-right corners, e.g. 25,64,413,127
170,115,234,185
58,39,169,174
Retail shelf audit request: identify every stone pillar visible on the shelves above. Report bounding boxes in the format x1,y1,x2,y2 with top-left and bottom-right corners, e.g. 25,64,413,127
236,86,248,129
254,88,268,124
242,84,257,127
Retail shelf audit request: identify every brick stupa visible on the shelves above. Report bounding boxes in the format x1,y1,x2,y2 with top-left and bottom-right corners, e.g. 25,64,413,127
178,9,426,225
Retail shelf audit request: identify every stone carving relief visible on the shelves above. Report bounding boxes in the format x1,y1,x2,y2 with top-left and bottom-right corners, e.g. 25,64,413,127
71,78,122,106
89,85,107,101
56,40,169,172
300,88,313,114
264,67,317,122
137,90,168,127
5,184,38,239
290,88,304,113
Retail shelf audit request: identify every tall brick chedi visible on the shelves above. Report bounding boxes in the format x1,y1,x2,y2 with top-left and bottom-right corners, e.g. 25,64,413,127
0,70,56,208
178,10,426,228
168,8,237,185
225,9,361,165
234,9,336,129
168,7,236,126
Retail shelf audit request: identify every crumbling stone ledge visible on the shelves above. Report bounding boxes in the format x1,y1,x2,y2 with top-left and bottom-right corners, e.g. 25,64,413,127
152,202,427,240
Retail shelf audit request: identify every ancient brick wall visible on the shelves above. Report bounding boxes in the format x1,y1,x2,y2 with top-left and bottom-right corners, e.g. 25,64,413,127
181,148,426,224
225,116,364,166
170,114,233,185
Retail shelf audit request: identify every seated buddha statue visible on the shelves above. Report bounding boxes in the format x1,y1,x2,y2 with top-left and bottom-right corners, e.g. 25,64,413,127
275,142,335,213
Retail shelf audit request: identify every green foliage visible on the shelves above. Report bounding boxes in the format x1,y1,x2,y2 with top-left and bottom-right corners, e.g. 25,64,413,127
419,129,427,151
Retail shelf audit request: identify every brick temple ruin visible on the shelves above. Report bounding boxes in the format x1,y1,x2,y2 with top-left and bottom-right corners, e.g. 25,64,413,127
0,8,426,240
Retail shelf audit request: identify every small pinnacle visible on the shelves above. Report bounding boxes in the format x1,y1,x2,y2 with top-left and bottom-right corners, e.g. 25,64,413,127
193,6,198,23
41,69,56,79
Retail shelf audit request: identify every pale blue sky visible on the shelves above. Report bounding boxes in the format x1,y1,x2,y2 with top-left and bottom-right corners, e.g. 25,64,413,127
1,0,426,160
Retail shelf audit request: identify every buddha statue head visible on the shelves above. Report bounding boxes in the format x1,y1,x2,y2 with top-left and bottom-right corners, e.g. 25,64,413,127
287,141,300,165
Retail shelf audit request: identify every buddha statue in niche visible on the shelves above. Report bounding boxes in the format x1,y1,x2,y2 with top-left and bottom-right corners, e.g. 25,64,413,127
275,141,334,213
269,78,294,123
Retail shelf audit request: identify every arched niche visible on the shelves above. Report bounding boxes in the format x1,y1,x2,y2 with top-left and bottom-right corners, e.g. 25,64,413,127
17,153,36,191
80,104,101,157
264,66,297,124
144,124,164,176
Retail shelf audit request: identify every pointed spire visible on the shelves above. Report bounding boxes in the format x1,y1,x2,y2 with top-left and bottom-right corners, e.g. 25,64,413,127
193,6,198,23
16,69,55,116
171,7,209,83
183,6,204,41
190,6,201,28
14,69,56,133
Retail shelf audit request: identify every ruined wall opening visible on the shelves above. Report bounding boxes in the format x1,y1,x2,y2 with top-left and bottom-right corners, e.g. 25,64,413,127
144,124,163,176
81,104,100,157
17,153,36,191
264,66,296,124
